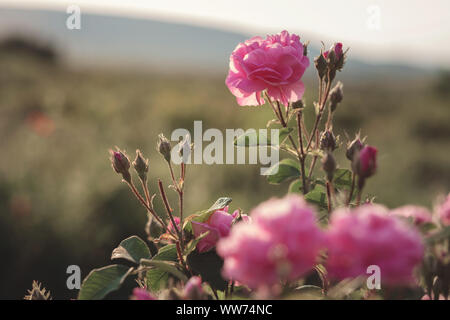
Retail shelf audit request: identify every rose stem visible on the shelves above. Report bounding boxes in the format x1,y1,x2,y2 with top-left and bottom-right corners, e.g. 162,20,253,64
157,179,181,239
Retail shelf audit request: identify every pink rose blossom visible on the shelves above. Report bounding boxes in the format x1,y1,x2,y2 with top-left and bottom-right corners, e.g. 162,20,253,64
391,205,432,226
226,30,309,106
131,288,156,300
326,205,424,285
217,195,324,289
353,145,377,178
192,206,238,253
438,194,450,226
183,276,204,299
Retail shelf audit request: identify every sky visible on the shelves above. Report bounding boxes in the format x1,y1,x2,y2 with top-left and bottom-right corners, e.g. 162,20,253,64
1,0,450,67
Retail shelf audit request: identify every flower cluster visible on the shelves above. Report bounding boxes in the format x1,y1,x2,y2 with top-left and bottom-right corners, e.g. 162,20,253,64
326,205,424,285
217,195,324,289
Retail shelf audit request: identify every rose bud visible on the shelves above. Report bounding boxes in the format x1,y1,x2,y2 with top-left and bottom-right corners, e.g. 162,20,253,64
314,51,327,79
131,287,156,300
352,145,377,179
110,148,131,183
183,276,205,300
292,100,304,110
329,81,344,112
319,130,337,152
133,149,149,182
157,133,172,163
322,152,336,181
346,136,364,161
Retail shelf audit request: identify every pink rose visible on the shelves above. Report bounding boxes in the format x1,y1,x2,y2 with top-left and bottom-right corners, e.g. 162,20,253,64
353,145,377,178
326,205,424,285
131,288,156,300
191,206,238,253
226,30,310,106
390,205,432,226
438,194,450,226
183,276,204,299
217,195,324,289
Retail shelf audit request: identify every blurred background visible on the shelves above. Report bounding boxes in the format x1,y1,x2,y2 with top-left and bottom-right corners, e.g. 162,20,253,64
0,0,449,299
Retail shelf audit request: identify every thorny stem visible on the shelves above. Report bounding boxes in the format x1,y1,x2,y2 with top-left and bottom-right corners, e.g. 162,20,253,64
347,172,356,206
326,181,333,213
296,111,308,194
125,180,172,236
167,162,186,249
175,241,188,272
157,179,181,239
305,72,333,153
307,129,320,182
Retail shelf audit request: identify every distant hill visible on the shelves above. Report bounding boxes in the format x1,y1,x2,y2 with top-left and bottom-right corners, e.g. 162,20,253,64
0,6,433,78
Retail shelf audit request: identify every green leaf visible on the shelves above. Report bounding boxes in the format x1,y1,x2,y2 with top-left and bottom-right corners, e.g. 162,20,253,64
183,197,232,232
305,184,328,210
140,259,188,282
152,244,178,262
111,236,151,264
333,169,353,190
288,179,303,193
78,265,133,300
266,158,300,184
233,128,293,147
146,268,169,292
186,250,227,291
144,244,178,292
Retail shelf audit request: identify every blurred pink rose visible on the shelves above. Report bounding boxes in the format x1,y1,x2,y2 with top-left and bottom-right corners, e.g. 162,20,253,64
438,194,450,226
226,30,309,106
353,145,377,178
183,276,204,299
192,206,238,253
131,288,156,300
391,205,432,226
217,195,324,289
326,205,424,285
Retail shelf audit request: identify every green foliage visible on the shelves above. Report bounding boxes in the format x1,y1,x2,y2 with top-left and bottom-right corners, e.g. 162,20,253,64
265,158,300,184
304,184,328,210
78,265,132,300
144,244,179,292
333,168,353,190
111,235,151,264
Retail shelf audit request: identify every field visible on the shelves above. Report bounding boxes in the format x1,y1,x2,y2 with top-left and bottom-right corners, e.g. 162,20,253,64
0,46,449,299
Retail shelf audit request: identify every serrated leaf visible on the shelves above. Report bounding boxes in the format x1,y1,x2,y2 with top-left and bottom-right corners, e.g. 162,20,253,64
78,265,133,300
111,236,151,264
266,158,300,184
140,259,187,282
305,184,328,209
333,168,353,190
152,244,178,262
146,268,169,292
233,128,293,147
144,244,179,292
288,179,303,193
